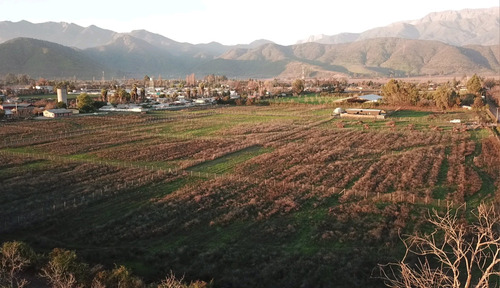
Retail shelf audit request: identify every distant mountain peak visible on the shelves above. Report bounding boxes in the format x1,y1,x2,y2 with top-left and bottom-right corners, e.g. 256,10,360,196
0,37,105,78
298,7,499,46
0,20,119,49
0,9,498,80
414,7,500,24
248,39,275,46
296,34,327,44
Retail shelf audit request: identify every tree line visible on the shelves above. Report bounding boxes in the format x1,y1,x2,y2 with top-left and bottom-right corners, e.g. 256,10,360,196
381,74,497,110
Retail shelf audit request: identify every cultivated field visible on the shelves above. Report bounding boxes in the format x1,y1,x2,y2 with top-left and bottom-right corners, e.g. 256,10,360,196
1,103,499,287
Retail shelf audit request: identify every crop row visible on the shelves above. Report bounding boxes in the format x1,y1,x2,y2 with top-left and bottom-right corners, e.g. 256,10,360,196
0,112,217,147
0,153,179,231
230,126,487,204
28,130,159,155
90,136,260,169
474,137,500,178
80,174,340,243
349,146,445,194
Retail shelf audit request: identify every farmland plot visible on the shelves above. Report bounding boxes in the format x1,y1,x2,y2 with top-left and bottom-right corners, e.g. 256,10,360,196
0,106,498,288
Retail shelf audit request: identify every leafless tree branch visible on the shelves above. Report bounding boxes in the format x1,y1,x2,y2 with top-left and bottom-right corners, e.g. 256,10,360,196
378,203,500,288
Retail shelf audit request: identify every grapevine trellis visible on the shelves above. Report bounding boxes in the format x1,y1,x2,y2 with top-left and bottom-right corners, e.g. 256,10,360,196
0,149,182,232
0,112,217,149
1,107,497,233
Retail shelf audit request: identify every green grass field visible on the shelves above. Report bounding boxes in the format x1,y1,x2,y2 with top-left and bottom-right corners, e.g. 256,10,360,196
188,145,272,174
268,93,345,105
17,93,80,100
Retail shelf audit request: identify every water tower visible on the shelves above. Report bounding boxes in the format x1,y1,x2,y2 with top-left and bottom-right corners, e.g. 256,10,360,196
57,88,68,105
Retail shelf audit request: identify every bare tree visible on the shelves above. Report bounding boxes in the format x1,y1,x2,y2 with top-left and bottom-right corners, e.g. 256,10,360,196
378,203,500,288
40,248,86,288
0,241,33,288
91,265,143,288
157,271,211,288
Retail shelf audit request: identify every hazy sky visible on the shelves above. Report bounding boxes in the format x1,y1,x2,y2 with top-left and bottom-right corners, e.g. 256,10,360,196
1,0,498,45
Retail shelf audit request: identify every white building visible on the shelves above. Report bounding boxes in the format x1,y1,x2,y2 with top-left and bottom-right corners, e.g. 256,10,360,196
358,94,383,102
43,109,73,118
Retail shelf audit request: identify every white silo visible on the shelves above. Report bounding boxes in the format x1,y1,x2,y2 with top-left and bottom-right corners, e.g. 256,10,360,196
57,88,68,104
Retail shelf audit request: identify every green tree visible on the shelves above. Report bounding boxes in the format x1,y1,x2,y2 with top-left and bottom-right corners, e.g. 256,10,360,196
76,93,95,113
92,101,107,111
139,88,146,102
382,79,419,105
467,74,482,96
119,88,130,103
56,101,67,109
40,248,88,288
292,79,305,96
434,85,458,110
0,241,35,288
472,95,484,109
92,265,143,288
55,81,69,90
109,93,119,106
131,84,138,103
198,82,205,96
100,89,108,102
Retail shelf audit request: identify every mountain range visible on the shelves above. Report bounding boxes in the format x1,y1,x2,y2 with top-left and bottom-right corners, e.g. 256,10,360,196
297,7,499,46
0,7,498,80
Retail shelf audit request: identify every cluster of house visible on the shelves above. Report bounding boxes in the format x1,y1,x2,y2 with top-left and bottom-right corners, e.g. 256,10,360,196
0,103,75,119
0,103,33,118
98,95,217,113
1,85,385,119
0,93,220,119
107,80,240,100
